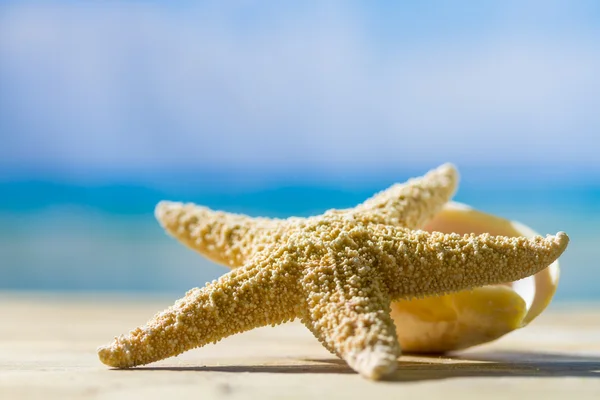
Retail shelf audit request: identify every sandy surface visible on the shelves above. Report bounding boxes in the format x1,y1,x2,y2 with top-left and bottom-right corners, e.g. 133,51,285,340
1,292,599,399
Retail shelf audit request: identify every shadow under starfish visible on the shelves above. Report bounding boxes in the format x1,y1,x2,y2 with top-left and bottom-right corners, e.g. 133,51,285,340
130,351,600,382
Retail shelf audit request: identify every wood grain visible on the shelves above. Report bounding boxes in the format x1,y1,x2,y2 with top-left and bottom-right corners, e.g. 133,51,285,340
1,292,599,399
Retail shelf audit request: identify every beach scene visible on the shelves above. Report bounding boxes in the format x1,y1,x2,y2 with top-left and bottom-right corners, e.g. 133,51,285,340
1,1,599,398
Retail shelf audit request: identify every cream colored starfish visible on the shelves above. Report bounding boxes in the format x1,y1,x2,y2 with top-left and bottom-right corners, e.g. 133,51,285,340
97,164,569,380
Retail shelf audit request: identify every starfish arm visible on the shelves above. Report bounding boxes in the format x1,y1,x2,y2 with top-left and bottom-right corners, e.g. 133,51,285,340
97,251,303,368
155,201,280,267
301,262,401,380
375,228,569,299
154,164,457,268
352,163,459,228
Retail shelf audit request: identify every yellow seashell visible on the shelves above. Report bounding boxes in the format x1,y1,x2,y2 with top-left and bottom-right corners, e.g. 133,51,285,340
390,201,560,353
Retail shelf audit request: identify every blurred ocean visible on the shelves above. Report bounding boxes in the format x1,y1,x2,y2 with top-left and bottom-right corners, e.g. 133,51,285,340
1,166,597,301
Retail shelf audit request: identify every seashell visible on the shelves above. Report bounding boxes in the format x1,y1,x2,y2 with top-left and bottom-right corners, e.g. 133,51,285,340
390,201,560,353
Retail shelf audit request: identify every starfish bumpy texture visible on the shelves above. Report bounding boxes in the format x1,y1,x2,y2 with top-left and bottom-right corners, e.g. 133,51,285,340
98,164,569,380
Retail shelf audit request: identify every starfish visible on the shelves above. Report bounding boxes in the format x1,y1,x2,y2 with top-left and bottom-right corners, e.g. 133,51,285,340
97,164,569,380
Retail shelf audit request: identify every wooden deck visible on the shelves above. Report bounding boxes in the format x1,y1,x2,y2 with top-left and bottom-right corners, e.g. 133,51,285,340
1,292,599,399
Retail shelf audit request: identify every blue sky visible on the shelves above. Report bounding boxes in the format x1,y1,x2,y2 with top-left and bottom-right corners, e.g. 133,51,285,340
0,2,598,297
1,1,599,182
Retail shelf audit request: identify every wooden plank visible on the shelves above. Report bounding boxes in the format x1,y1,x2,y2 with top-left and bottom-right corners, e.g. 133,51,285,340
1,293,599,399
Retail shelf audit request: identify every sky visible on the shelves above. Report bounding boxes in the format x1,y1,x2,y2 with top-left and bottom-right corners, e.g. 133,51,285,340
0,1,598,297
1,0,599,182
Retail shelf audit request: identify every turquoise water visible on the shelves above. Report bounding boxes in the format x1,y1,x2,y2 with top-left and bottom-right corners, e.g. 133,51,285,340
0,176,598,301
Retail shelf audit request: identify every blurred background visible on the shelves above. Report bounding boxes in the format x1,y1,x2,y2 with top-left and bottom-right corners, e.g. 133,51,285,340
0,1,598,300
